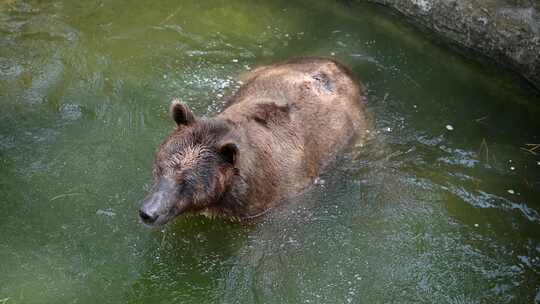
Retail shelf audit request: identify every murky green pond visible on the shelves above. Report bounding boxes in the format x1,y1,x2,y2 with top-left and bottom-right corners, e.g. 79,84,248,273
1,0,539,303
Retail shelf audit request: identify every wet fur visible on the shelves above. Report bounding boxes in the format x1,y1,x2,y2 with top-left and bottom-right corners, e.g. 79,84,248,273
153,57,367,221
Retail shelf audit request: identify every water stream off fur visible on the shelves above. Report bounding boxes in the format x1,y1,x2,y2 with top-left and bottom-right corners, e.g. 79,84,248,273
1,0,539,303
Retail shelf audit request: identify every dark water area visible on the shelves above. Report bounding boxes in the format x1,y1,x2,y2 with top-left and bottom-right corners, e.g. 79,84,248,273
1,0,539,303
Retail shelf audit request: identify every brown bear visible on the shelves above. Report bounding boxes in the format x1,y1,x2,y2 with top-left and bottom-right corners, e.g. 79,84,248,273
139,57,367,226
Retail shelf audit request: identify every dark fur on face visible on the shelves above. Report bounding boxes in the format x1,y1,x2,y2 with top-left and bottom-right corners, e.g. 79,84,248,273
139,100,238,226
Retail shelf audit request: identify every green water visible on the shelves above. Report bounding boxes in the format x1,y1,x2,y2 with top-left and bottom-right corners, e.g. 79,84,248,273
1,0,539,303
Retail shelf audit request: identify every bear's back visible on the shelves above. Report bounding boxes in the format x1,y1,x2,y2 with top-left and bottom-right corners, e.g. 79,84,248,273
216,57,367,216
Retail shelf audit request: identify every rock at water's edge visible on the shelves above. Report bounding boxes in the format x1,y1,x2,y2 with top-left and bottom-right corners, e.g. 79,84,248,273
364,0,540,90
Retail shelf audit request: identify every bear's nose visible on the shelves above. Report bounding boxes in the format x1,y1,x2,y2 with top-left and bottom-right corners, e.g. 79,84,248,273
139,209,158,224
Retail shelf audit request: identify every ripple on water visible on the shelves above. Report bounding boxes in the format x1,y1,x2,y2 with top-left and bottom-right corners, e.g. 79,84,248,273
0,0,539,303
60,103,82,121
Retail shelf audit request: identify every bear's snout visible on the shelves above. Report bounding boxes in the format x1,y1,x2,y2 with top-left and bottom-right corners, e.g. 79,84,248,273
139,207,159,225
139,194,165,225
139,179,181,226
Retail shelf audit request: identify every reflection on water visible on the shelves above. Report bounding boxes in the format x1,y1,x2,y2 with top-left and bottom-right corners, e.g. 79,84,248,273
0,0,539,303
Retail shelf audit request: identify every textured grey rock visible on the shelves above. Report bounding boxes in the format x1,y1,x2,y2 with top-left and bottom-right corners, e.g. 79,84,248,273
365,0,540,90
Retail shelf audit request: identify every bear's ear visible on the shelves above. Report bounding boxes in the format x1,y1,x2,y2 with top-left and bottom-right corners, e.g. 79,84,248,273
219,142,239,167
170,99,196,126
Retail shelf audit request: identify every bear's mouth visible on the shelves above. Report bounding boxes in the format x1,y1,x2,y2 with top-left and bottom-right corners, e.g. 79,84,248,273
143,213,174,227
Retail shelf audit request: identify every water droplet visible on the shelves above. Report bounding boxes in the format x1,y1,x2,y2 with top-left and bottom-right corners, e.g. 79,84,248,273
314,177,325,185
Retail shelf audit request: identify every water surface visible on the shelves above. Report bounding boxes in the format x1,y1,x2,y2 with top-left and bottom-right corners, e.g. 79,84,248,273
1,0,539,303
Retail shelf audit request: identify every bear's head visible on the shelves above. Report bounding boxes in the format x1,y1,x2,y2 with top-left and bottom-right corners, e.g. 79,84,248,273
139,99,239,226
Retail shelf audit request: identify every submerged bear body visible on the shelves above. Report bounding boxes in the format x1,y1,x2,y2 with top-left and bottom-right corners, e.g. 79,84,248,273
139,57,367,225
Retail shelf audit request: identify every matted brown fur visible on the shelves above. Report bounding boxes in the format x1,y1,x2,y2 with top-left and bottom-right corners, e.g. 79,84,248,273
139,57,367,225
